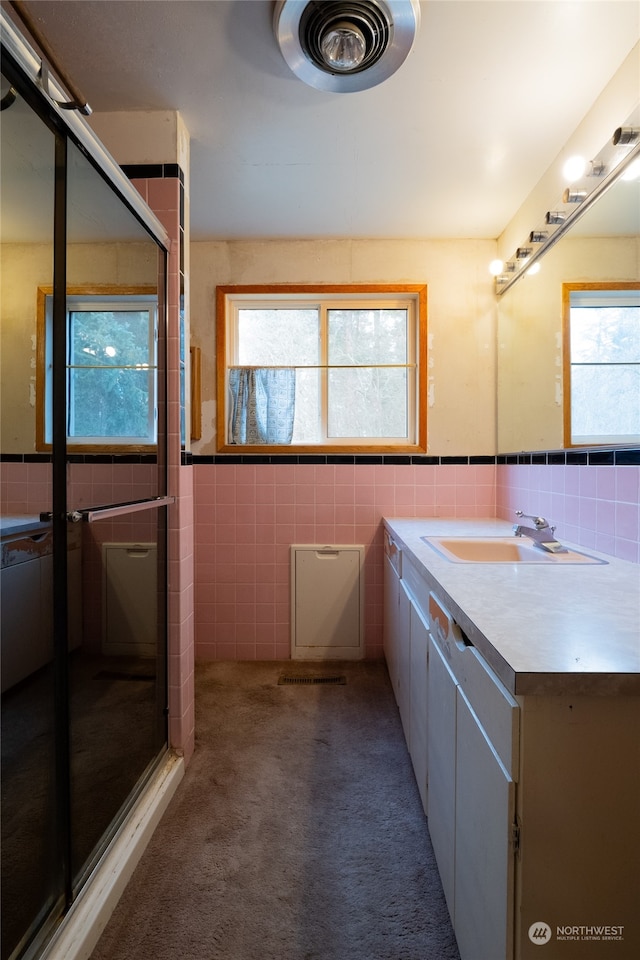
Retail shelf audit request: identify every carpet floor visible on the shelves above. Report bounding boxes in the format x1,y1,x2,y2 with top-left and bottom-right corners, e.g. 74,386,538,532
90,660,461,960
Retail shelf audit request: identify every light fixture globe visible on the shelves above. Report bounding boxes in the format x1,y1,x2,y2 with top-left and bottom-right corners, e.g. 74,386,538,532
320,22,367,71
273,0,421,93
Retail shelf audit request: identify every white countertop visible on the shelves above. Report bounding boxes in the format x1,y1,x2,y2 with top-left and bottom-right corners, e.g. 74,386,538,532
384,517,640,696
1,515,51,537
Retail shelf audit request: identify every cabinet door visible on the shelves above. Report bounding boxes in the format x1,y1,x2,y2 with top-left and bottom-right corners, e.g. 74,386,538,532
454,687,515,960
427,633,458,917
383,554,400,703
383,555,409,711
397,581,412,747
409,601,429,814
0,560,44,691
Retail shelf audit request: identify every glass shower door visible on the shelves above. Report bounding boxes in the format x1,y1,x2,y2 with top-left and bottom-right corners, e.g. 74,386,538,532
0,70,63,960
1,49,171,958
64,140,170,890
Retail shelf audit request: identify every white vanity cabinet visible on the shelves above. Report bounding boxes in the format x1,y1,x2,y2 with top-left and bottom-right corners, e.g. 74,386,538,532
383,518,640,960
383,537,520,960
383,533,429,810
426,592,519,960
383,530,409,713
1,524,82,692
408,600,429,813
426,628,457,913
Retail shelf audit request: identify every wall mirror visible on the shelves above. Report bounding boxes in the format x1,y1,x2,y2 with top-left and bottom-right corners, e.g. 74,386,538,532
497,158,640,454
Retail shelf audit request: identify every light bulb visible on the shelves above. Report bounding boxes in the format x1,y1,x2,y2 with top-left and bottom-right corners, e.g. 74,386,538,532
562,155,586,182
489,259,503,276
526,262,541,276
320,23,366,72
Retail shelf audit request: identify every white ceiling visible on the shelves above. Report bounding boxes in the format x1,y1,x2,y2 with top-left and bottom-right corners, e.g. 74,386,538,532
11,0,640,241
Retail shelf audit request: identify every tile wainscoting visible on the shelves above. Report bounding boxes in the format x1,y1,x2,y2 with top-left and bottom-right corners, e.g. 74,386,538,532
496,461,640,564
3,454,637,665
193,461,496,661
192,455,639,661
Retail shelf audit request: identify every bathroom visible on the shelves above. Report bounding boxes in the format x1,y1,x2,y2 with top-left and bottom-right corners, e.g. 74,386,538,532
1,2,639,959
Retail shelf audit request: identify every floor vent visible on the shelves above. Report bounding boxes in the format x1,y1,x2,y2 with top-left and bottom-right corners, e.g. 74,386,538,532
278,674,346,685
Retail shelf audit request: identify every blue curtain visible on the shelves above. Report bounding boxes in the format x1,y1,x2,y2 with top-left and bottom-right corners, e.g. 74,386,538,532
228,368,296,444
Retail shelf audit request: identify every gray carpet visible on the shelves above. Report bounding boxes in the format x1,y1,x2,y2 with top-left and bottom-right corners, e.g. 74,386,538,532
90,660,461,960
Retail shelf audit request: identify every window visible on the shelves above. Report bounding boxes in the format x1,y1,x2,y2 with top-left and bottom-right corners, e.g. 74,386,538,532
217,285,427,452
38,287,158,451
563,283,640,445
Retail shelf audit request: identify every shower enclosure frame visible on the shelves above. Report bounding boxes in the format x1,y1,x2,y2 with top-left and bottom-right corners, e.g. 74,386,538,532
1,14,173,960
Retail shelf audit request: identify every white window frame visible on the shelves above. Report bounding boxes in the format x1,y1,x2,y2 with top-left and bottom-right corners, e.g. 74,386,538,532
38,288,158,451
216,284,427,453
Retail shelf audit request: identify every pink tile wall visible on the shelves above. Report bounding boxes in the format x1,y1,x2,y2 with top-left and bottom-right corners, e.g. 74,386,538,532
193,463,496,661
497,464,640,564
1,460,51,515
5,455,638,675
134,175,195,761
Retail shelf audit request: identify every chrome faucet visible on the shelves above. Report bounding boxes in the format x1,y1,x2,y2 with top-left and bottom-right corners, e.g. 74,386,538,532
513,511,567,553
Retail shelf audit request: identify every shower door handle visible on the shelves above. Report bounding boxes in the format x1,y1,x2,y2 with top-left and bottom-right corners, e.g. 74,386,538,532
82,496,174,522
38,510,83,522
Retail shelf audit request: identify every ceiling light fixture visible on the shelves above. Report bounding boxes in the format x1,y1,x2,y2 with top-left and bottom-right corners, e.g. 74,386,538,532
273,0,421,93
588,159,607,177
320,21,367,71
562,155,586,182
494,107,640,295
612,127,639,146
562,187,587,204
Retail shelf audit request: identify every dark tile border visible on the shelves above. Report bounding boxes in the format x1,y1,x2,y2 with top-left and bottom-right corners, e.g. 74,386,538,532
187,447,640,467
121,163,184,183
189,453,495,466
1,453,157,464
5,448,638,468
497,448,639,466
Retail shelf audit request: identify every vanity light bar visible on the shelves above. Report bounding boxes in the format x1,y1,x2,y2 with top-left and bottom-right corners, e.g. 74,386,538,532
613,126,639,145
562,188,587,203
495,111,640,296
588,160,607,177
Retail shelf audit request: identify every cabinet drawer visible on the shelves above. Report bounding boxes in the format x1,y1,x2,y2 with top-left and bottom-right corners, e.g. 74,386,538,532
402,554,430,620
458,647,519,779
429,591,519,780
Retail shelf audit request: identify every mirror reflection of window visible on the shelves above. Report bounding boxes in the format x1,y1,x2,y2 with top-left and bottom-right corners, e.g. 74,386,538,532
38,292,158,449
564,284,640,446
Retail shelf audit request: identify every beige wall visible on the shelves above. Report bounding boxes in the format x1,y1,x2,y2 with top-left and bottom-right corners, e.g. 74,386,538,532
1,243,53,453
190,237,498,457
